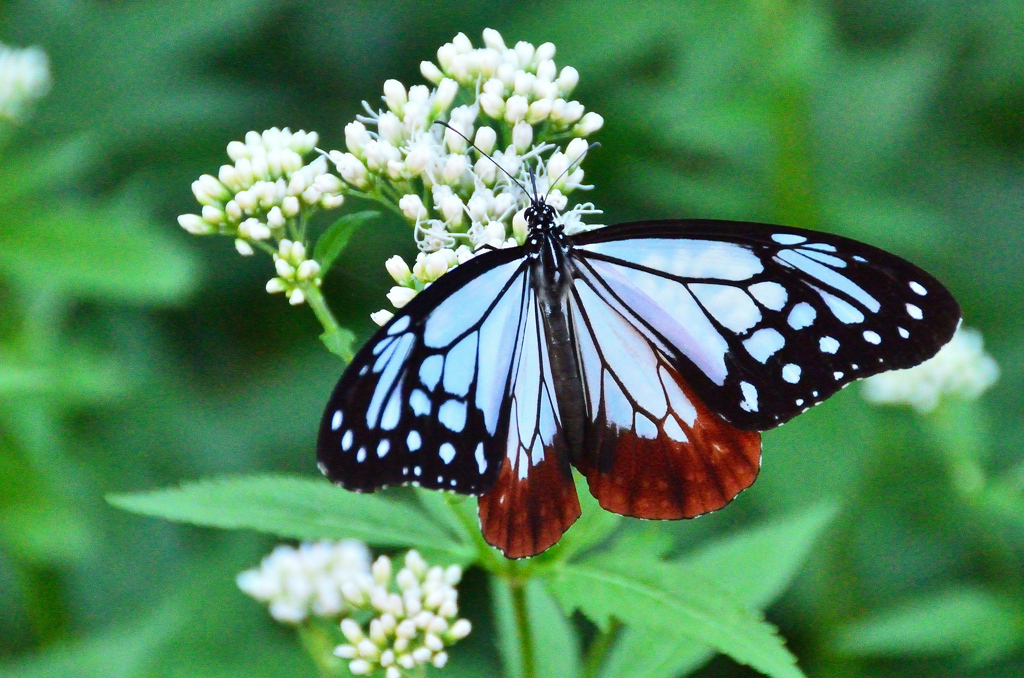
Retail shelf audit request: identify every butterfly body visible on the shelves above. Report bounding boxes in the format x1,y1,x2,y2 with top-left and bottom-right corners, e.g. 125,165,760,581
318,196,960,558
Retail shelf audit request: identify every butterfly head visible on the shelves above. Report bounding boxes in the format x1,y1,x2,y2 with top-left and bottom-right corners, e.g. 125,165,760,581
524,199,559,233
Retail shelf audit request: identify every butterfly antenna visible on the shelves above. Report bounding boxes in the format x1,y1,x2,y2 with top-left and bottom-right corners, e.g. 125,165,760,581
432,121,528,195
545,141,601,201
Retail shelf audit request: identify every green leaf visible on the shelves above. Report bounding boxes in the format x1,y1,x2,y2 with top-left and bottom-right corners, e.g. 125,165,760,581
490,578,583,678
319,326,356,362
600,504,837,678
314,210,379,274
0,201,197,304
552,555,804,678
107,474,470,554
834,587,1024,665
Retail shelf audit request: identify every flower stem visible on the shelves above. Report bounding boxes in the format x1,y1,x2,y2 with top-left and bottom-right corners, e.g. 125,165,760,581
301,280,353,362
510,577,536,678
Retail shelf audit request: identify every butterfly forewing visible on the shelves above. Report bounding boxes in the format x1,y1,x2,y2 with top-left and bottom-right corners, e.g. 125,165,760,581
569,220,961,431
317,249,530,495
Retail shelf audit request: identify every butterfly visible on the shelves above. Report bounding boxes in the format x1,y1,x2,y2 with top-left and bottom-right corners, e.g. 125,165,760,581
317,195,961,558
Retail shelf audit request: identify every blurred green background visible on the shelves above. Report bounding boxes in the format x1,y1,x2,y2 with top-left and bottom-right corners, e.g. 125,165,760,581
0,0,1022,676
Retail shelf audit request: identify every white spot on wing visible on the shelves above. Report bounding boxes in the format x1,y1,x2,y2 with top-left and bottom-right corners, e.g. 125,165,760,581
356,447,366,462
475,442,487,474
773,233,807,245
407,430,421,451
419,355,443,389
377,440,390,458
443,334,477,397
906,303,923,320
410,389,431,416
387,315,411,335
414,466,421,476
740,381,759,412
331,411,342,430
690,283,762,333
820,336,840,354
910,281,927,296
782,364,801,384
439,443,456,465
635,413,658,439
423,260,524,348
342,430,353,451
898,327,910,339
743,328,785,363
798,248,847,268
664,416,688,442
438,399,467,433
787,302,817,330
805,243,837,252
834,371,844,380
748,281,788,311
816,287,865,324
583,239,764,281
863,330,881,344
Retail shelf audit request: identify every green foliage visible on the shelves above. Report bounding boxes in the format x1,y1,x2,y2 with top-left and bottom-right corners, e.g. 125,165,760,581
315,211,380,276
599,504,838,678
107,474,472,556
551,555,803,678
835,587,1024,665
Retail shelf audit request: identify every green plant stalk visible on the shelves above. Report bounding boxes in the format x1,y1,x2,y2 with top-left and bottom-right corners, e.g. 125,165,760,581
297,620,346,677
301,280,353,363
509,576,536,678
583,618,622,678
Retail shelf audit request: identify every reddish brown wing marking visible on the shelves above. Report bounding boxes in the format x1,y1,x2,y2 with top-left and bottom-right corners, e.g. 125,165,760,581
478,445,581,559
577,356,761,520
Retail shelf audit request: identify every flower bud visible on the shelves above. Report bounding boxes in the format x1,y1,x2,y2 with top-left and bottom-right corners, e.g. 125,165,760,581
192,174,231,206
226,140,248,161
535,41,556,63
288,288,305,305
177,214,216,235
281,195,300,217
334,645,357,659
512,121,533,153
387,286,417,308
557,65,579,94
442,154,468,184
478,92,504,119
482,28,506,51
412,647,432,664
398,195,427,222
370,309,394,326
513,71,536,96
433,652,449,668
575,111,604,136
547,153,569,187
201,205,224,224
267,206,285,228
565,137,589,165
382,79,407,114
536,59,556,83
378,111,403,145
349,659,371,675
275,258,295,278
386,666,401,678
526,98,552,124
297,260,320,281
385,255,413,285
432,78,459,114
345,121,371,157
224,200,242,221
512,208,528,243
422,251,451,282
235,239,254,256
420,61,444,84
448,619,471,640
513,41,535,68
424,634,443,651
474,126,496,155
504,95,529,124
265,278,287,294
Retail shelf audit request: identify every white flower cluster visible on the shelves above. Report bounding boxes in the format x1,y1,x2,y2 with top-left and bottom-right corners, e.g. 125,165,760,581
178,128,346,304
323,29,604,323
862,326,1000,413
0,43,50,120
237,544,471,677
335,550,471,677
236,539,373,623
266,239,322,305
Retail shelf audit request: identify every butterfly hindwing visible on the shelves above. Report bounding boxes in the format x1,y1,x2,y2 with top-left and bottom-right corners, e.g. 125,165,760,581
570,219,961,430
317,249,529,495
478,273,581,558
569,266,762,519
